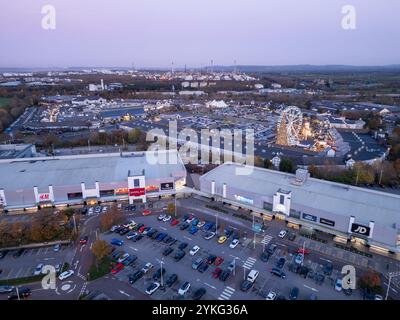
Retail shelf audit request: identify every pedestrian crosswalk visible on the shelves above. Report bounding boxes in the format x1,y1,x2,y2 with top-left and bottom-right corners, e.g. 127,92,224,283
218,286,235,300
242,257,257,269
261,235,273,246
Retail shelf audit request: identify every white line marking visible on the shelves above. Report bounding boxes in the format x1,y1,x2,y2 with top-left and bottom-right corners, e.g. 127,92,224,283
204,283,217,290
304,285,318,292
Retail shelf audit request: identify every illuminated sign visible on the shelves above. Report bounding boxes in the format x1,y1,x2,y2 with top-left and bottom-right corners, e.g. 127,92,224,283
145,185,159,193
319,218,335,227
114,188,129,195
38,193,50,202
160,182,174,191
302,213,317,222
351,223,370,237
129,188,146,197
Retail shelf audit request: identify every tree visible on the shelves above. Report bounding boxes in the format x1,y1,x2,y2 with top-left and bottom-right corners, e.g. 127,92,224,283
358,270,382,293
92,239,112,263
279,158,294,173
167,202,175,216
127,128,142,144
100,205,123,232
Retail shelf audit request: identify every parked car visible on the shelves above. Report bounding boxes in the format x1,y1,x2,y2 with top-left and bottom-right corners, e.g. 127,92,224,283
219,270,231,281
186,216,195,224
266,291,277,300
335,279,343,292
240,280,253,292
191,218,199,226
0,285,15,294
276,257,286,269
197,221,206,228
111,263,124,274
247,269,259,283
295,253,304,265
122,255,137,266
171,219,180,226
163,247,174,256
156,233,168,242
117,253,130,263
192,257,204,270
58,270,74,280
229,239,239,249
214,256,224,266
157,214,166,221
7,287,31,300
181,214,189,222
145,282,160,295
192,288,206,300
152,268,166,281
278,230,288,238
151,232,160,240
126,232,137,240
178,282,191,295
53,244,61,252
178,242,188,250
142,209,152,216
189,226,199,235
289,287,299,300
323,262,333,276
0,250,9,259
218,236,227,244
110,238,124,246
129,270,144,284
146,229,157,238
112,250,123,260
132,234,143,242
165,274,178,287
174,250,186,261
271,268,286,279
197,262,209,273
260,251,270,262
212,268,222,279
162,215,171,222
141,262,154,274
206,254,217,264
203,222,214,231
288,233,296,241
180,222,190,230
142,227,152,235
227,261,236,272
13,248,25,258
204,232,216,240
267,244,277,255
189,245,200,256
33,263,44,276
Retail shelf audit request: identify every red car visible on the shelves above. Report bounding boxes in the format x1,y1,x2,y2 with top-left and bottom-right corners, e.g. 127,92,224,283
142,210,152,216
212,268,222,279
296,248,311,255
111,263,124,274
138,225,147,233
79,236,88,245
214,257,224,266
170,219,179,226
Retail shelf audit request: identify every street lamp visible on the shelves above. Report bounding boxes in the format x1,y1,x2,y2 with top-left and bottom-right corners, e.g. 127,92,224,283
385,271,400,300
160,259,164,287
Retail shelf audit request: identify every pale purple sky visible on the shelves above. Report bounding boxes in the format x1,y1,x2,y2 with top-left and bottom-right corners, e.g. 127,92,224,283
0,0,399,68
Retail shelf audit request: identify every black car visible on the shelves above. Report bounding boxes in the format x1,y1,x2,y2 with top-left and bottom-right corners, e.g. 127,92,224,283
0,250,9,259
181,214,189,222
299,266,309,278
163,236,173,243
151,231,160,240
180,223,190,230
267,244,277,255
129,270,144,284
232,232,240,240
260,251,270,262
271,268,286,279
276,257,286,269
153,268,166,281
178,242,188,250
119,228,130,235
132,234,143,242
288,233,296,241
276,295,287,300
206,254,217,264
8,287,31,300
147,229,157,237
289,287,299,300
165,274,178,287
323,263,333,276
13,249,24,258
197,262,209,273
240,280,253,292
219,270,231,281
315,273,325,285
343,288,353,296
174,250,186,261
80,207,88,215
192,288,207,300
163,247,174,256
114,226,124,233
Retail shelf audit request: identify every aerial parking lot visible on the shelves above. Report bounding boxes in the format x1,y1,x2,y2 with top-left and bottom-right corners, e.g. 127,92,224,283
100,210,361,300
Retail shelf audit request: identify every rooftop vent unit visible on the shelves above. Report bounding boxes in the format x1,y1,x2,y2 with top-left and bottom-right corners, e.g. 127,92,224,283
291,168,310,186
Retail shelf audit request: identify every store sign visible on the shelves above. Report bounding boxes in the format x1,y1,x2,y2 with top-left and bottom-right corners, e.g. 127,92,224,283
115,188,129,195
145,185,159,193
129,188,146,197
319,218,335,227
160,182,174,191
38,193,50,202
302,213,317,222
234,195,254,205
350,223,370,237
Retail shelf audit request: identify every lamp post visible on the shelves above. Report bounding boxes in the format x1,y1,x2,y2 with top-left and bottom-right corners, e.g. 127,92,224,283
160,259,164,287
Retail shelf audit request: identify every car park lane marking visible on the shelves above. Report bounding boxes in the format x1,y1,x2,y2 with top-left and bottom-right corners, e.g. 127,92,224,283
160,226,167,231
204,283,217,290
129,246,138,251
119,290,130,297
261,235,273,245
242,257,257,269
303,285,318,292
320,257,332,263
184,236,193,241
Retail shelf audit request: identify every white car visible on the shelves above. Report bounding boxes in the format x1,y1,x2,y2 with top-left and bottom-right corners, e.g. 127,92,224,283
117,253,130,263
88,207,94,215
102,206,108,213
375,295,383,300
58,270,74,281
178,282,191,295
229,239,239,249
278,230,287,238
266,291,277,300
145,282,160,295
163,215,172,222
157,214,166,221
142,262,154,274
295,253,304,265
247,269,259,283
186,216,195,224
197,221,206,228
335,279,342,292
110,225,119,232
189,245,200,256
204,232,216,240
33,263,44,276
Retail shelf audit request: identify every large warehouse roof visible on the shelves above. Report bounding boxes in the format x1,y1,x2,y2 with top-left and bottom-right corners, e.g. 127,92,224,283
201,163,400,228
0,150,185,190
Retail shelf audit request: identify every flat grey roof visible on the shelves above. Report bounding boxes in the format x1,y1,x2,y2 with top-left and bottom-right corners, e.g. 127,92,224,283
201,163,400,228
0,151,185,190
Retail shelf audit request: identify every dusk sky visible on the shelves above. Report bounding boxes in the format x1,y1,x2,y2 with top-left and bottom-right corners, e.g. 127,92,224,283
0,0,399,68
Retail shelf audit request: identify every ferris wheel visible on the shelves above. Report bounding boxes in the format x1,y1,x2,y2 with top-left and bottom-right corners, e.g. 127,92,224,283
278,106,303,146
